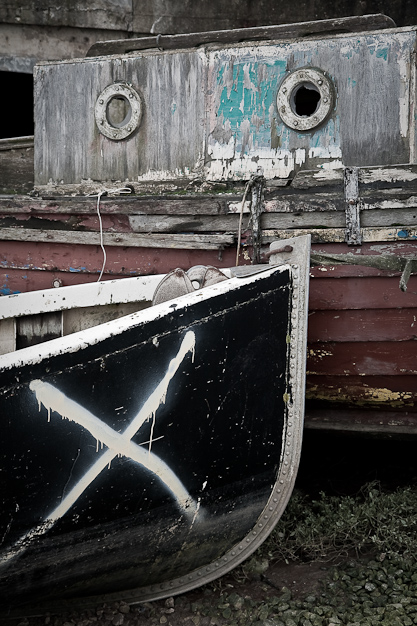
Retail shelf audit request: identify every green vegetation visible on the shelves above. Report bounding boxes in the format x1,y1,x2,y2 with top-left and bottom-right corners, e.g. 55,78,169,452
259,482,417,564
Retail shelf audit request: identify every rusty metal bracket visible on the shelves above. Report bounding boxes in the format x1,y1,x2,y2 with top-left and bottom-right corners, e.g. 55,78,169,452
344,167,362,245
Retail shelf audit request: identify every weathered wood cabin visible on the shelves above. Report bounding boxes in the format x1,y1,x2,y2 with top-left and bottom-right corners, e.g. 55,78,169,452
0,8,416,436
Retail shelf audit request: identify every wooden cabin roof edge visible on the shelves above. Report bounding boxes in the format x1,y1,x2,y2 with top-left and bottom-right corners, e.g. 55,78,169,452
85,14,397,58
32,15,411,69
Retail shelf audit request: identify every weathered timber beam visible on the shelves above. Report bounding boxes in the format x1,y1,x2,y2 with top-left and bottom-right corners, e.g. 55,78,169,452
262,227,417,243
305,409,417,435
87,15,395,56
0,228,234,250
310,252,417,273
0,196,228,215
292,164,417,190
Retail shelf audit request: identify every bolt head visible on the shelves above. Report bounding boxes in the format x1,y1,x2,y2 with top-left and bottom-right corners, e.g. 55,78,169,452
323,97,328,103
99,99,104,104
318,79,323,85
293,120,298,126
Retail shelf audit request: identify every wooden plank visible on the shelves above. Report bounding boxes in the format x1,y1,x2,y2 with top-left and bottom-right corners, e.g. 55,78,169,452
87,14,396,56
306,374,417,409
0,196,228,216
0,319,15,356
304,409,417,434
362,208,417,227
0,275,162,320
263,227,417,243
0,227,234,249
128,212,346,232
307,340,417,375
308,308,417,342
292,164,417,191
309,275,417,310
0,246,240,294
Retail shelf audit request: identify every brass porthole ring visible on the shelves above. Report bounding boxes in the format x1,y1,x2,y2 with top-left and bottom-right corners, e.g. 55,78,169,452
95,82,143,141
277,68,335,132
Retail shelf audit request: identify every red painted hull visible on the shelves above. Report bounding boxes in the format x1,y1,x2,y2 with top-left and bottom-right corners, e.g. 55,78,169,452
1,199,416,434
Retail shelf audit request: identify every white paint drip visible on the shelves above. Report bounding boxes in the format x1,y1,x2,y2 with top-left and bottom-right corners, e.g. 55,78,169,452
1,332,197,567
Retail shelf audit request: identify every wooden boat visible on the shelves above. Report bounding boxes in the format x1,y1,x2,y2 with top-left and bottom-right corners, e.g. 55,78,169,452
0,237,310,612
0,11,417,609
1,14,416,437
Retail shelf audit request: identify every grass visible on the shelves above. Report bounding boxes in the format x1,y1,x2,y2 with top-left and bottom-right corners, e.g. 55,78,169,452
258,482,417,564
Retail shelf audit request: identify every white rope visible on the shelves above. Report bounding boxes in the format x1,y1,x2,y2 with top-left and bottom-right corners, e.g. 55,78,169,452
88,187,132,282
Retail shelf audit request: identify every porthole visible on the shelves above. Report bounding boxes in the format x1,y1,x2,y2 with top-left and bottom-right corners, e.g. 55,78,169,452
95,82,143,141
277,68,335,132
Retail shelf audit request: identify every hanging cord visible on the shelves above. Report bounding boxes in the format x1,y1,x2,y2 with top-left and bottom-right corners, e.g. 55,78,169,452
88,187,133,281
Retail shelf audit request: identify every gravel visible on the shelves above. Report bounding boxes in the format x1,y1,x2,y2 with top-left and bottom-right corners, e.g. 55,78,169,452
4,552,417,626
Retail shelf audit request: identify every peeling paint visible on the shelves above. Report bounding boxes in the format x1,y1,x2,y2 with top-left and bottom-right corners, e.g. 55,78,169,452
306,384,415,408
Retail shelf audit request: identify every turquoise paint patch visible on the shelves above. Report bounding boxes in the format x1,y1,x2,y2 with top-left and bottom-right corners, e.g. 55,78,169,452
216,58,287,153
0,287,20,295
376,47,389,61
348,77,357,87
215,55,340,155
171,102,177,115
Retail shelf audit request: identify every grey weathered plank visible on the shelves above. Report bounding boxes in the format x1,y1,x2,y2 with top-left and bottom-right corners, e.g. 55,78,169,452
87,15,396,56
0,196,229,215
0,227,234,250
292,165,417,190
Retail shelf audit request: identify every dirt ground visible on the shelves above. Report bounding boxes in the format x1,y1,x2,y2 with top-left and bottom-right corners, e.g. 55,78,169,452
1,558,332,626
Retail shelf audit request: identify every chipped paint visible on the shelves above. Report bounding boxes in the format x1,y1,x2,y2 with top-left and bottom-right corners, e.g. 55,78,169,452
306,384,415,408
206,46,342,181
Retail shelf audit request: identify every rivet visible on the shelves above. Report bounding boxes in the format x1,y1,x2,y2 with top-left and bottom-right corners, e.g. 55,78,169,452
282,87,287,94
239,545,244,550
318,79,323,85
99,99,104,104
